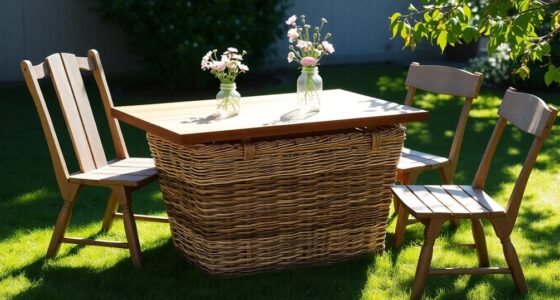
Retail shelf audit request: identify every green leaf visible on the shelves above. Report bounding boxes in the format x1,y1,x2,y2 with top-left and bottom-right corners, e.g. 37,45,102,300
519,0,530,12
400,22,410,39
552,12,560,30
544,65,558,86
408,4,418,12
463,26,474,43
437,30,448,52
542,42,551,55
544,65,560,86
391,22,403,39
390,12,401,25
432,9,440,21
463,4,471,19
516,65,530,79
413,22,425,40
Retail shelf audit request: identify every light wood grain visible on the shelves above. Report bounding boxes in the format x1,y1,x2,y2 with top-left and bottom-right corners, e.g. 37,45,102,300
395,62,483,237
392,89,558,299
500,88,554,137
112,89,428,145
47,54,97,172
88,49,129,159
61,52,108,169
21,50,167,267
406,62,483,98
424,185,470,216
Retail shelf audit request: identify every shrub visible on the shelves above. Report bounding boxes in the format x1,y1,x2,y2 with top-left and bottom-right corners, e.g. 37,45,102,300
466,44,514,87
94,0,291,89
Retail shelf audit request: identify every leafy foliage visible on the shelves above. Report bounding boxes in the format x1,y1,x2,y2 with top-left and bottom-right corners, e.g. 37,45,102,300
94,0,290,88
390,0,560,86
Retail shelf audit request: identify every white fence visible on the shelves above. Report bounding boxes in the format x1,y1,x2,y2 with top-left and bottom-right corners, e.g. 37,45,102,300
0,0,438,82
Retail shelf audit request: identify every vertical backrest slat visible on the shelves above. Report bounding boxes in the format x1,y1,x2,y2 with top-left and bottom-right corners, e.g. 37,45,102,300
60,53,108,168
21,59,72,189
88,50,129,159
47,54,97,172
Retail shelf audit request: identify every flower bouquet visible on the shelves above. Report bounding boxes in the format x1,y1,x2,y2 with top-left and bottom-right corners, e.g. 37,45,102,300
201,48,249,118
286,15,335,114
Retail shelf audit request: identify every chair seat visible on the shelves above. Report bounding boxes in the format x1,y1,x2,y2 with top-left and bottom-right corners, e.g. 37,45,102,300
397,148,449,173
392,185,506,219
69,158,157,187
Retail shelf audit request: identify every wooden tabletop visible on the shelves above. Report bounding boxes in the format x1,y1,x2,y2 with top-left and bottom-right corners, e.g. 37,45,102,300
112,89,428,145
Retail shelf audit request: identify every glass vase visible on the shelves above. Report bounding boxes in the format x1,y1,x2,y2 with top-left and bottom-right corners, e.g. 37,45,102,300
296,66,322,114
216,83,241,118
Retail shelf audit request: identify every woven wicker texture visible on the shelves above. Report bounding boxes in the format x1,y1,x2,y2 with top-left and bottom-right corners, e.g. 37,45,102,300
147,125,405,275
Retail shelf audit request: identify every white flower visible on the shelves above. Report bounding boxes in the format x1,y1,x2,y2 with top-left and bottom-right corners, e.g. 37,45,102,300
287,28,299,42
285,15,297,26
212,61,226,72
201,60,210,70
287,52,295,63
202,50,212,61
221,55,230,63
227,60,238,70
239,64,249,72
232,54,243,60
296,40,312,51
227,47,238,53
321,41,335,54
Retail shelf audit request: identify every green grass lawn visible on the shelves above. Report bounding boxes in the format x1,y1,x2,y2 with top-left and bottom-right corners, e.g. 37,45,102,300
1,63,559,299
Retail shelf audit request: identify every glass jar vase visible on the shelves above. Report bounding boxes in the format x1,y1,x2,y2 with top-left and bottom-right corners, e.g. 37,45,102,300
216,83,241,118
296,66,322,114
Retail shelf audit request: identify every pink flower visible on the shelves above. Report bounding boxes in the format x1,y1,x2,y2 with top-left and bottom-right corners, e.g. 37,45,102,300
301,56,317,67
287,28,299,42
287,52,295,63
285,15,297,26
296,40,312,51
213,61,226,72
321,41,335,54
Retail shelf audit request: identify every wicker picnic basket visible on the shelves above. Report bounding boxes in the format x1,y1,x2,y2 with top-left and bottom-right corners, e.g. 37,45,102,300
147,124,405,275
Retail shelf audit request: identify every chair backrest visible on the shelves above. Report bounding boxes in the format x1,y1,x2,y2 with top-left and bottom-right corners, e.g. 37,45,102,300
404,62,484,180
472,88,557,231
21,50,129,190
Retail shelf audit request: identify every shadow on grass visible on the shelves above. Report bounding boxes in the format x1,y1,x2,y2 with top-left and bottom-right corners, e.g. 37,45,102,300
10,240,371,300
0,183,165,243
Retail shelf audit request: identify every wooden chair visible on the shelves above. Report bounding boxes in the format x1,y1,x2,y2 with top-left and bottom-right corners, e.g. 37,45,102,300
21,50,168,267
392,88,558,299
393,62,483,248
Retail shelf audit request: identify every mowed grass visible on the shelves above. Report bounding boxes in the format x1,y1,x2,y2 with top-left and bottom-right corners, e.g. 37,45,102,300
0,63,559,299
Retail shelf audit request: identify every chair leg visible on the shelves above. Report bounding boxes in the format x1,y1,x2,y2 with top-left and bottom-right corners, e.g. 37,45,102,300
393,171,420,249
393,204,409,249
411,218,444,300
47,185,80,258
113,187,142,267
101,191,119,232
490,219,528,293
471,218,489,267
